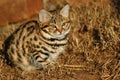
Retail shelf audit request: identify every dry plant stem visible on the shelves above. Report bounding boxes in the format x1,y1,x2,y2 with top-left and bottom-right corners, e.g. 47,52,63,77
112,61,120,80
58,64,86,70
105,61,120,80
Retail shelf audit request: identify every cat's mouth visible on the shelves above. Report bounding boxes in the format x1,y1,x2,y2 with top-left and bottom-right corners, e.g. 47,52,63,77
40,25,71,40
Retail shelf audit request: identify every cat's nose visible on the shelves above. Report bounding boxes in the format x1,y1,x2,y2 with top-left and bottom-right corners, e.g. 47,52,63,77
59,27,63,33
56,29,61,34
55,25,62,34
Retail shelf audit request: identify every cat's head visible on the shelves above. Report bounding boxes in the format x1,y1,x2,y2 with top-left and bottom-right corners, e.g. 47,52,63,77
38,4,71,39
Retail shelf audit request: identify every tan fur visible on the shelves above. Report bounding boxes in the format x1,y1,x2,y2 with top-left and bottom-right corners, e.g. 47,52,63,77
4,5,71,71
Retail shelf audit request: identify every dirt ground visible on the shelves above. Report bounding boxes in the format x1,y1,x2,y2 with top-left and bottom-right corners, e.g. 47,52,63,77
0,0,120,80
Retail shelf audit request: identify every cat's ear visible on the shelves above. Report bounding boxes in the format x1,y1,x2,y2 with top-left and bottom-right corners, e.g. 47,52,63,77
39,9,52,23
60,4,70,18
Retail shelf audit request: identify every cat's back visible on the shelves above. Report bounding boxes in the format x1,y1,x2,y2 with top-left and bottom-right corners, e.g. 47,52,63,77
12,20,39,41
5,20,40,63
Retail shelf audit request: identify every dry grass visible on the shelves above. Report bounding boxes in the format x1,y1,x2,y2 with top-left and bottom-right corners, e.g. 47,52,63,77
0,0,120,80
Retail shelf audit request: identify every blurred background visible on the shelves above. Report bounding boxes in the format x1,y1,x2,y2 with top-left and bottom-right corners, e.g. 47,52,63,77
0,0,119,80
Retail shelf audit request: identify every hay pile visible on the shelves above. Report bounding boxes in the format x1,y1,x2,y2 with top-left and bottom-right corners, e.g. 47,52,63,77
0,0,119,80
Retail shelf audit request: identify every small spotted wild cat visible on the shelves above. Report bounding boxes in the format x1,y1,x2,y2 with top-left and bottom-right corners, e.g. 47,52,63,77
4,5,71,71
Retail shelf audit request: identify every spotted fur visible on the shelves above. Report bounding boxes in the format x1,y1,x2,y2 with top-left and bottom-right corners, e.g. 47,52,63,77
4,5,71,71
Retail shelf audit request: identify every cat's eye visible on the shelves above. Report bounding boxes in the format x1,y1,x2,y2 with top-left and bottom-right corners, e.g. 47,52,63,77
63,21,70,27
44,25,49,28
52,25,57,28
50,23,57,28
41,25,49,29
62,23,68,28
62,21,70,26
